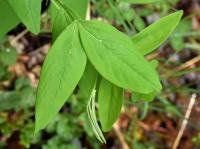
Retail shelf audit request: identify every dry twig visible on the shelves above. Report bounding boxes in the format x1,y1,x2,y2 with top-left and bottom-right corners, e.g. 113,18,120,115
10,29,28,45
172,94,197,149
176,55,200,71
113,123,130,149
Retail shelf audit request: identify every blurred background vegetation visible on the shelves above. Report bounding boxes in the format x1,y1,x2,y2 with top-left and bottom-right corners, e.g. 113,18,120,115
0,0,200,148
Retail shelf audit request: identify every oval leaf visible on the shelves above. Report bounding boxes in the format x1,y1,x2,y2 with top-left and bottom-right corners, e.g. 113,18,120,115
98,79,123,132
7,0,41,34
35,22,86,133
79,20,162,94
130,11,183,102
131,11,183,55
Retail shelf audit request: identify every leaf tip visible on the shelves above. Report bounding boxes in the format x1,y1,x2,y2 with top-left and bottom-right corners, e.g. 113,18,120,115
31,25,40,35
34,117,43,134
102,126,111,133
34,107,47,135
34,124,40,135
175,10,184,19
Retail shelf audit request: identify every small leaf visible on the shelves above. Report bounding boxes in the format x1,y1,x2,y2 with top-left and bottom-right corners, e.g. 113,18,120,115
170,19,191,52
0,0,20,38
134,15,146,31
120,0,161,4
7,0,41,34
79,20,162,94
35,21,86,133
98,79,123,132
87,89,106,143
131,11,183,55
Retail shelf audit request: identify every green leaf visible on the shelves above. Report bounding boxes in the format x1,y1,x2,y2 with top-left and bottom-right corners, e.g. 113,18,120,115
131,60,159,102
120,0,161,4
132,11,183,55
78,61,98,100
0,0,20,38
15,77,31,91
134,15,146,31
0,91,21,111
0,48,17,66
62,0,88,19
79,20,162,94
98,79,123,132
130,11,183,102
35,21,86,133
50,0,88,40
170,38,184,52
50,0,73,41
51,8,72,41
87,89,106,143
170,19,191,52
7,0,41,34
132,90,157,102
